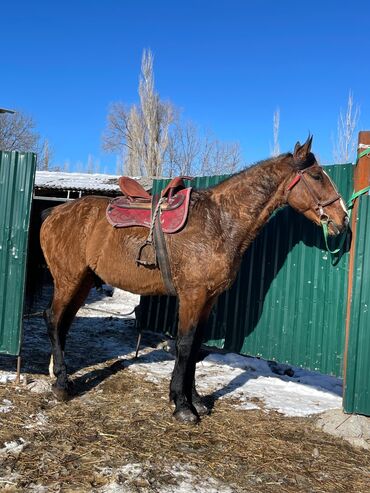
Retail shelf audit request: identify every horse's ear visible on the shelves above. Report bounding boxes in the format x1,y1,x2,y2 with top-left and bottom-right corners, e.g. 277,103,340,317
294,141,301,155
293,135,313,162
304,134,313,153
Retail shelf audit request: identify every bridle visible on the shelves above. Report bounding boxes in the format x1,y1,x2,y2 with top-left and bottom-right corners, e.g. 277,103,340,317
286,162,346,232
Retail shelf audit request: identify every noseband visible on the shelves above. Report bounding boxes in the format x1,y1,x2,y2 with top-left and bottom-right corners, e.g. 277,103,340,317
286,163,343,228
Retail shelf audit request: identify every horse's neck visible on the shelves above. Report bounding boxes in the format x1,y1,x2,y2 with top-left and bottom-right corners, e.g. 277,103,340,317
211,159,292,252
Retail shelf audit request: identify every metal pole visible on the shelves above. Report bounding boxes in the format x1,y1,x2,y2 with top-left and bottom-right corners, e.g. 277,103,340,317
134,331,142,359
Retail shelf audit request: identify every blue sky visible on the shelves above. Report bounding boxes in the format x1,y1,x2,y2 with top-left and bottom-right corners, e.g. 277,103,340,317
1,0,369,173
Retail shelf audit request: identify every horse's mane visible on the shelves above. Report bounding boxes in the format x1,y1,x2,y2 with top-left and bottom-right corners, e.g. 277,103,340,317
223,150,316,180
188,151,317,209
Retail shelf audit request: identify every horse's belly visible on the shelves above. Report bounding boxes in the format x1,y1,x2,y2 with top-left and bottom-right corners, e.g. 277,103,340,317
96,262,167,296
90,226,167,296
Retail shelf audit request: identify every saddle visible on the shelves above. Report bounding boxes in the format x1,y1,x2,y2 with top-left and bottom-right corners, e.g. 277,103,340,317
106,176,192,295
106,176,192,234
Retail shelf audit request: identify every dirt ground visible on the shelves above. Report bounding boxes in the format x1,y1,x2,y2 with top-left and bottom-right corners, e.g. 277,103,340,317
0,292,369,492
0,352,369,491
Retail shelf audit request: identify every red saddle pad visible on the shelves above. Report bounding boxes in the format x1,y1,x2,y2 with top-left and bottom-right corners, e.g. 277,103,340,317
106,188,192,234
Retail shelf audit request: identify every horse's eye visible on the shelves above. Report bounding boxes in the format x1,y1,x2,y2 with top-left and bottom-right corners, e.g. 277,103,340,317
309,173,323,181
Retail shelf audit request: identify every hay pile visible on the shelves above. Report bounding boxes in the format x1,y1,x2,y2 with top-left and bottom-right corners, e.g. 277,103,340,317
1,357,369,492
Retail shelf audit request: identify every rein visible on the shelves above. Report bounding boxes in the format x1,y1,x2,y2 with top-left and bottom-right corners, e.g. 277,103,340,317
320,185,370,263
324,147,370,262
325,147,370,258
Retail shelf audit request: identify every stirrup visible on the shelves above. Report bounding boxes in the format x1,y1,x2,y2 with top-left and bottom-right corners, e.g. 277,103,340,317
136,240,157,267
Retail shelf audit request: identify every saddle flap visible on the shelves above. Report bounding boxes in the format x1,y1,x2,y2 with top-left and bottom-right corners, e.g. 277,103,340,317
160,188,192,233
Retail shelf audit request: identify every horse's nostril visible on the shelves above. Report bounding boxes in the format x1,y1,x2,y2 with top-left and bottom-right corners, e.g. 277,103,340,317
330,222,341,236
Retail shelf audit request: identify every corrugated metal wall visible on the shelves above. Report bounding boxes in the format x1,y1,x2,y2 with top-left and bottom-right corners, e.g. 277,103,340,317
344,195,370,415
138,164,354,378
0,151,37,355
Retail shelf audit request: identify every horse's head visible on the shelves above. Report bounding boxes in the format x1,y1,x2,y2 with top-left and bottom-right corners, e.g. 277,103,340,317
286,136,349,235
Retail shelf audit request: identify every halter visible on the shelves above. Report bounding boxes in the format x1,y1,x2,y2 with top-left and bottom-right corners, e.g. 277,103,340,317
286,163,343,228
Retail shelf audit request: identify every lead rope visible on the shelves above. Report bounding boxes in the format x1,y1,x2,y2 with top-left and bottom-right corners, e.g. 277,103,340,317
146,196,165,246
321,146,370,264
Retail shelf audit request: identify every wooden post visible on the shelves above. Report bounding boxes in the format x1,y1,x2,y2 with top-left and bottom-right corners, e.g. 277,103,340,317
343,131,370,387
14,356,21,384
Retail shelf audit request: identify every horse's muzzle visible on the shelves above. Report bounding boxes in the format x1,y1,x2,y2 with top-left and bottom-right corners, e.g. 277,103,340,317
327,215,349,236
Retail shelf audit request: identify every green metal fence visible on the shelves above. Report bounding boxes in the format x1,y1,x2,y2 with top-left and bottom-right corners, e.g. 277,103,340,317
0,151,37,355
138,164,354,378
344,195,370,415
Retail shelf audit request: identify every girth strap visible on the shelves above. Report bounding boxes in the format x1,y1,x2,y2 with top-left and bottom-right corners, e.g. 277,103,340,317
152,194,177,296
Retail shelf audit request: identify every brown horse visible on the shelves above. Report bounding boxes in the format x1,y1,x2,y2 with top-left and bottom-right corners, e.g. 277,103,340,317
40,136,348,423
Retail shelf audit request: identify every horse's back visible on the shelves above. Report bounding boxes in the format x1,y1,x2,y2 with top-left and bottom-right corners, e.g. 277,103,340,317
41,195,109,238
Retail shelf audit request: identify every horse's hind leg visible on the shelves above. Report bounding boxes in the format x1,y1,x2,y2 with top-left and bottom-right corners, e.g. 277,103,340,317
45,272,94,400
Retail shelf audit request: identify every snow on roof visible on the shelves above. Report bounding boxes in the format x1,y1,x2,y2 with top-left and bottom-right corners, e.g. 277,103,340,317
34,171,153,193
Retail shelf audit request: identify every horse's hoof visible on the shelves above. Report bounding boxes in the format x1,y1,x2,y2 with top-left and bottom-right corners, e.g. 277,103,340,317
193,401,210,416
173,408,200,424
51,384,70,402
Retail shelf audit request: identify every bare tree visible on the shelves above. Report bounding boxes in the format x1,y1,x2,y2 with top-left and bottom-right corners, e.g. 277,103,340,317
116,151,125,176
165,121,242,177
102,102,130,153
103,49,174,176
165,120,201,176
87,154,93,174
103,49,243,177
0,111,59,171
199,135,241,176
138,51,174,175
333,91,360,163
271,108,280,156
0,111,39,153
87,154,94,174
37,139,54,170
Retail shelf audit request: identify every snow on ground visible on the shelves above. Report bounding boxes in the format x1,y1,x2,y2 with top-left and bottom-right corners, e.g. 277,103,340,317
0,399,12,414
78,287,342,417
97,463,234,493
116,345,342,417
81,287,140,317
0,438,28,457
195,353,342,416
23,412,48,430
0,287,342,418
0,374,17,384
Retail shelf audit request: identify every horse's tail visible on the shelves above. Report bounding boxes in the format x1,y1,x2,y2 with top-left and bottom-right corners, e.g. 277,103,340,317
40,206,56,223
24,203,55,313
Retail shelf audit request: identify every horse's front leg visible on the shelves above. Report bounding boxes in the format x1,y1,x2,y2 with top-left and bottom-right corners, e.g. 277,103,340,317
170,291,214,423
190,298,215,417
